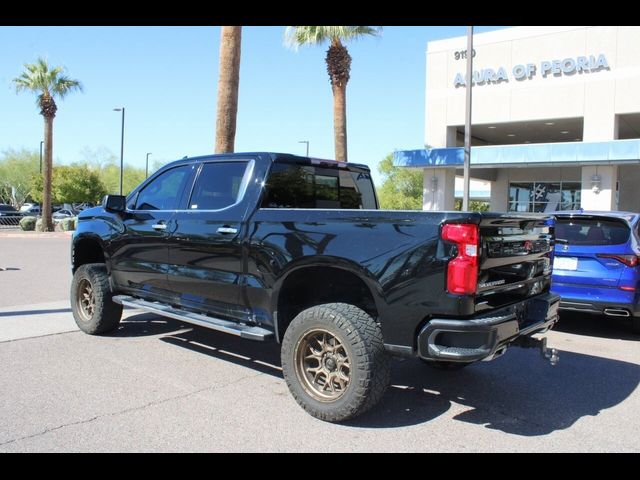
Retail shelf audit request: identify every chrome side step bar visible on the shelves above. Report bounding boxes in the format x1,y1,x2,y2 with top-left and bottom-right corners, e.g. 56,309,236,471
113,295,273,341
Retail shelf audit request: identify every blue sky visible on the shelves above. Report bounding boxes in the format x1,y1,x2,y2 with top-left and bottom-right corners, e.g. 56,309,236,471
0,26,506,186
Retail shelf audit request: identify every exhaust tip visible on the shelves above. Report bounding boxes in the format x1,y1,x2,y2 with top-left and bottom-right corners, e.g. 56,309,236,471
604,308,631,317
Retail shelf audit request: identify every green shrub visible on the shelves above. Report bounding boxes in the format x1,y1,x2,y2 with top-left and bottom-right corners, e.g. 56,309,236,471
60,217,77,231
35,218,44,232
19,216,37,231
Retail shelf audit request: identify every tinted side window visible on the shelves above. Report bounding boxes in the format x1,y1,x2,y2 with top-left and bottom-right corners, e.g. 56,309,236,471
135,165,191,211
261,163,376,209
555,218,630,245
339,170,377,209
261,164,313,208
188,162,249,210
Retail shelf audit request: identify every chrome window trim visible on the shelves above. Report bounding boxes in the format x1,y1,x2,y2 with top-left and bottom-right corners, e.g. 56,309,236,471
127,159,255,214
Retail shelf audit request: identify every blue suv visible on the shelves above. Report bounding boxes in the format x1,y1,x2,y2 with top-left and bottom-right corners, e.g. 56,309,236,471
551,211,640,333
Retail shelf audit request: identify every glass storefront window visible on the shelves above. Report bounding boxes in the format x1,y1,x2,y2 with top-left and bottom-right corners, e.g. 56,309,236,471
508,181,581,212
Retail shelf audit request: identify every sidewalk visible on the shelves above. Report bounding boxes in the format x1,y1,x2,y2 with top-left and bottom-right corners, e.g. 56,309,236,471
0,301,144,342
0,230,73,238
0,301,77,342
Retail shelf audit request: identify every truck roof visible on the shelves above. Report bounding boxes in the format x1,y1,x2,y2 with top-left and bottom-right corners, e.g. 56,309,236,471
159,152,371,172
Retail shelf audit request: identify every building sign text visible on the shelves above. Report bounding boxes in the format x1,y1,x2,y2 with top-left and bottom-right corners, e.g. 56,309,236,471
454,54,609,87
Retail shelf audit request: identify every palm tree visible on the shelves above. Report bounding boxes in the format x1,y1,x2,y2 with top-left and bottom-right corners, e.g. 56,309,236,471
215,26,242,153
285,26,382,162
13,57,82,231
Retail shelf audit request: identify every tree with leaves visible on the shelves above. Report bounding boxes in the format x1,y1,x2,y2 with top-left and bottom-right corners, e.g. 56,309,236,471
0,148,39,206
285,26,382,162
215,26,242,153
13,57,82,231
377,153,423,210
30,165,107,205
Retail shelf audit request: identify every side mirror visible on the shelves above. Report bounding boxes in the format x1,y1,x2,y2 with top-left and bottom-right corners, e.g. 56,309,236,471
103,194,126,213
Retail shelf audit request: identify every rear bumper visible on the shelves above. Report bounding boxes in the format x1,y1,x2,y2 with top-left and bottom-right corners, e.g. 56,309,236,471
557,299,640,317
417,292,560,363
551,284,640,317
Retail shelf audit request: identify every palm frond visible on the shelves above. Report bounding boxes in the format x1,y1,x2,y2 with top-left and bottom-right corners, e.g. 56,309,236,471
284,26,382,49
12,56,82,101
53,75,83,99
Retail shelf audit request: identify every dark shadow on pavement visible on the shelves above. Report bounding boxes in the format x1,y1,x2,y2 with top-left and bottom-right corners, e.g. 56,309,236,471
0,307,71,317
351,348,640,434
114,312,640,435
116,312,283,377
113,312,195,337
555,311,639,341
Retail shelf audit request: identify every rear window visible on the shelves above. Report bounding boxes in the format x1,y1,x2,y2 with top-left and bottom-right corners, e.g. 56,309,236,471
261,163,377,209
188,161,251,210
555,217,630,245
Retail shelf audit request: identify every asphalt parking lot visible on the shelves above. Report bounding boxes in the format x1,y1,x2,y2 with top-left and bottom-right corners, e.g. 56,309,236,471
0,234,639,452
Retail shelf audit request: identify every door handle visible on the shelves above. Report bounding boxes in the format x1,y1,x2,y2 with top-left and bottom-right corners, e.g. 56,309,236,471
217,226,238,235
152,223,167,231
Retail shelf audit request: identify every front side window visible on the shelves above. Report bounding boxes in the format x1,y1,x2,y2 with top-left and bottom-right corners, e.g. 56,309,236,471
135,165,191,211
188,161,250,210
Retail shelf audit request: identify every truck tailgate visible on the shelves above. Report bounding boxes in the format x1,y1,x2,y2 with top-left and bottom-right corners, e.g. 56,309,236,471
476,214,553,313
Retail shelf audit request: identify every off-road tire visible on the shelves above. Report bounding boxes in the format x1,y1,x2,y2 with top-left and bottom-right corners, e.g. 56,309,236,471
71,263,123,335
281,303,391,423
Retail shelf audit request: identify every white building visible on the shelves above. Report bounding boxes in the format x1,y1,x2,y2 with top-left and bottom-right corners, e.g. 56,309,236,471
395,26,640,213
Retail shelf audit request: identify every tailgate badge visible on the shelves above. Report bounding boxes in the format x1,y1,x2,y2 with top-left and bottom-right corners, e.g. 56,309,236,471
479,279,506,288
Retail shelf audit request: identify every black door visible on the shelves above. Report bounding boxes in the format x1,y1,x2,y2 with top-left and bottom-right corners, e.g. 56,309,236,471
110,164,194,299
168,160,254,321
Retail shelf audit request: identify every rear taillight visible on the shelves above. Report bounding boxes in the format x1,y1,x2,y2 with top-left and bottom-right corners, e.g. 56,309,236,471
596,254,640,267
441,223,479,295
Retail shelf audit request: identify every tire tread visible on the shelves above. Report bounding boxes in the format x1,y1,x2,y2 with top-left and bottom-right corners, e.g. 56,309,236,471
281,302,390,422
71,263,122,335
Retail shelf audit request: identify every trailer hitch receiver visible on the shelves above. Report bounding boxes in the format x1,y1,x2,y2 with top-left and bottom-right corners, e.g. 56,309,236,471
514,336,559,366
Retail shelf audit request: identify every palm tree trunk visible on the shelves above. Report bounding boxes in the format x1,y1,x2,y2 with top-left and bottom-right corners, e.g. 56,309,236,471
42,116,54,232
332,83,348,162
215,26,242,154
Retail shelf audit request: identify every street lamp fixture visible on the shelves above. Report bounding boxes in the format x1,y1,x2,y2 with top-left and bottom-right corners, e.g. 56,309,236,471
146,152,152,179
113,107,125,195
298,140,309,157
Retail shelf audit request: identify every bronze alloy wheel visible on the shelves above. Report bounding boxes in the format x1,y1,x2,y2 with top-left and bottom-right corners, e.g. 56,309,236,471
294,328,351,402
76,278,96,322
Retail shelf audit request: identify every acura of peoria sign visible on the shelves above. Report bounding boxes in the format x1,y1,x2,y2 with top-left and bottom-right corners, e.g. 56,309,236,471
454,54,609,87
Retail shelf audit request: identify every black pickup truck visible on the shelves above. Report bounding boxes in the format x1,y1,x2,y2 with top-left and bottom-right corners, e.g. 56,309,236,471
70,152,560,422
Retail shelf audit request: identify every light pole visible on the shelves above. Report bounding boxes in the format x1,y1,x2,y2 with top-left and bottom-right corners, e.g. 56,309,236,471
39,140,43,174
462,26,474,212
298,140,309,157
145,152,152,178
113,107,125,195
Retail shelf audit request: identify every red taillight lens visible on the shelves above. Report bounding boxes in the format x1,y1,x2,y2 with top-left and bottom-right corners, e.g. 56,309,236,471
442,223,479,295
596,254,640,267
